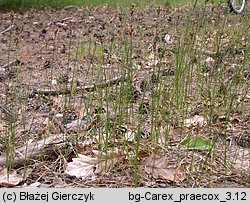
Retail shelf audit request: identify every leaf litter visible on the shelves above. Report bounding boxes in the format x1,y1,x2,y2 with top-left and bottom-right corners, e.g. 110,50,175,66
66,149,125,179
0,3,249,187
140,154,185,183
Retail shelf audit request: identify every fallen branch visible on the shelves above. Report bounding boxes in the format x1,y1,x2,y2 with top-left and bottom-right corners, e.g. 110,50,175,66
0,134,66,168
0,25,14,35
32,74,128,96
0,112,97,168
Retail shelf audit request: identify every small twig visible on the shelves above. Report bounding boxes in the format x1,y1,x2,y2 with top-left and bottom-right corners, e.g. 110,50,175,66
0,25,14,35
108,16,116,23
61,17,73,22
47,17,73,26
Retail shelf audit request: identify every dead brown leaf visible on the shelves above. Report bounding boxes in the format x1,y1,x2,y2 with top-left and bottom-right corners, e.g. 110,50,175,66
184,115,206,127
158,126,188,146
65,149,125,179
233,148,250,171
140,154,185,183
0,168,24,187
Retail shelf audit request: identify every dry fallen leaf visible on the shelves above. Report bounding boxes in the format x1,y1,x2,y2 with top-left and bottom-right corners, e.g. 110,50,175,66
233,148,249,171
158,126,188,146
205,56,215,66
65,116,93,132
65,149,125,179
65,154,96,179
164,34,171,44
184,115,205,127
0,168,24,187
124,131,136,141
141,154,185,182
